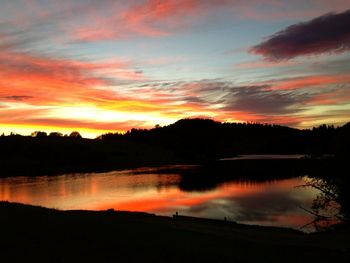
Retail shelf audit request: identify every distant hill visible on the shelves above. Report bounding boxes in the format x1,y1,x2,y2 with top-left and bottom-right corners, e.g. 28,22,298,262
112,118,349,158
1,118,349,176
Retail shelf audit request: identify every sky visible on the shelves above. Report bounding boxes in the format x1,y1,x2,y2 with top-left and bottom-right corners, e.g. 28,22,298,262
0,0,350,138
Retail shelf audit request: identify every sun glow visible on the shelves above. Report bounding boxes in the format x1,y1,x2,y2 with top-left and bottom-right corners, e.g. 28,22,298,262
48,105,176,125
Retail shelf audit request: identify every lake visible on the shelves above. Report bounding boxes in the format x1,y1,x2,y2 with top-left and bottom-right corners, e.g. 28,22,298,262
0,164,321,231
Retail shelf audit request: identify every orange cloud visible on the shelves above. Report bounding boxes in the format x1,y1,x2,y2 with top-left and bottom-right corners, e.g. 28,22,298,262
263,74,350,90
0,51,146,105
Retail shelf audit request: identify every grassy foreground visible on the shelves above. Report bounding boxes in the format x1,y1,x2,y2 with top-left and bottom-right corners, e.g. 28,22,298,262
0,202,349,262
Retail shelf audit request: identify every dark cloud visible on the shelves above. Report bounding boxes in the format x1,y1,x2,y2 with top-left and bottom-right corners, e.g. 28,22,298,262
310,57,350,74
0,26,40,51
119,78,348,126
2,95,33,101
251,10,350,60
135,80,313,116
223,85,309,114
184,96,207,104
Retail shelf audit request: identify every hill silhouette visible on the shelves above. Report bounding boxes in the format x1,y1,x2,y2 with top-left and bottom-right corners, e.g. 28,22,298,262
103,118,349,158
0,118,349,176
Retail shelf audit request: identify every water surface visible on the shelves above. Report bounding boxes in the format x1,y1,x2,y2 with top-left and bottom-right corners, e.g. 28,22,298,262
0,165,320,230
220,154,305,160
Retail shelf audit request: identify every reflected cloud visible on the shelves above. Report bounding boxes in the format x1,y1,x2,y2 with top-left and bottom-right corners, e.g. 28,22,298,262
227,191,300,222
0,166,319,229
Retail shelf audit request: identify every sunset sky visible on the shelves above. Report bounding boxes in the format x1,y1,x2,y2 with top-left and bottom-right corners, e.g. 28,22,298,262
1,0,350,137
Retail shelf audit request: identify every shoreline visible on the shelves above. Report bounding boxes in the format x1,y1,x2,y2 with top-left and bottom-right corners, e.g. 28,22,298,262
0,154,341,178
1,201,349,262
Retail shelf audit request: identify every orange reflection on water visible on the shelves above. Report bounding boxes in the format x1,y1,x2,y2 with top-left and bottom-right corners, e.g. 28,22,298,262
0,166,320,230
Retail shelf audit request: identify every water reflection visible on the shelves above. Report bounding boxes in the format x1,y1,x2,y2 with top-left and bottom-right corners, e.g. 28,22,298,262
0,165,320,230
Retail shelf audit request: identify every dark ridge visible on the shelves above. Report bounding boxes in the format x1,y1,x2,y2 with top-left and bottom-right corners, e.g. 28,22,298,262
0,118,349,177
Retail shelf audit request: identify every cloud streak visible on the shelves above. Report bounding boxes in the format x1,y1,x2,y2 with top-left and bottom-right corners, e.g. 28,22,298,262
71,0,227,42
0,50,147,105
222,85,309,114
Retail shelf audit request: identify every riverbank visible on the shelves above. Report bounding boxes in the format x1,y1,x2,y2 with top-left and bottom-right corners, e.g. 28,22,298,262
1,202,349,262
0,135,186,177
0,151,342,179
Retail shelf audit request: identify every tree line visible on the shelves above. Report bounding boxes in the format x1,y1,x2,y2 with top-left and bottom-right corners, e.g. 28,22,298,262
0,118,349,176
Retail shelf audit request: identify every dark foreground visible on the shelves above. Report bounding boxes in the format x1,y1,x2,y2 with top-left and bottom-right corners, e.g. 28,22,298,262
0,202,349,263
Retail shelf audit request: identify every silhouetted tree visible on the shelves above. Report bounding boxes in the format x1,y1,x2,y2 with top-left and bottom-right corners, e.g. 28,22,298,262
335,122,350,158
97,132,123,140
31,131,47,138
49,132,63,137
69,131,82,138
300,173,350,231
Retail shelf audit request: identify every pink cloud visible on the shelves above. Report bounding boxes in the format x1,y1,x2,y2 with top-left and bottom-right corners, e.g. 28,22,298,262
305,88,350,106
69,0,234,42
264,74,350,90
70,0,199,41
